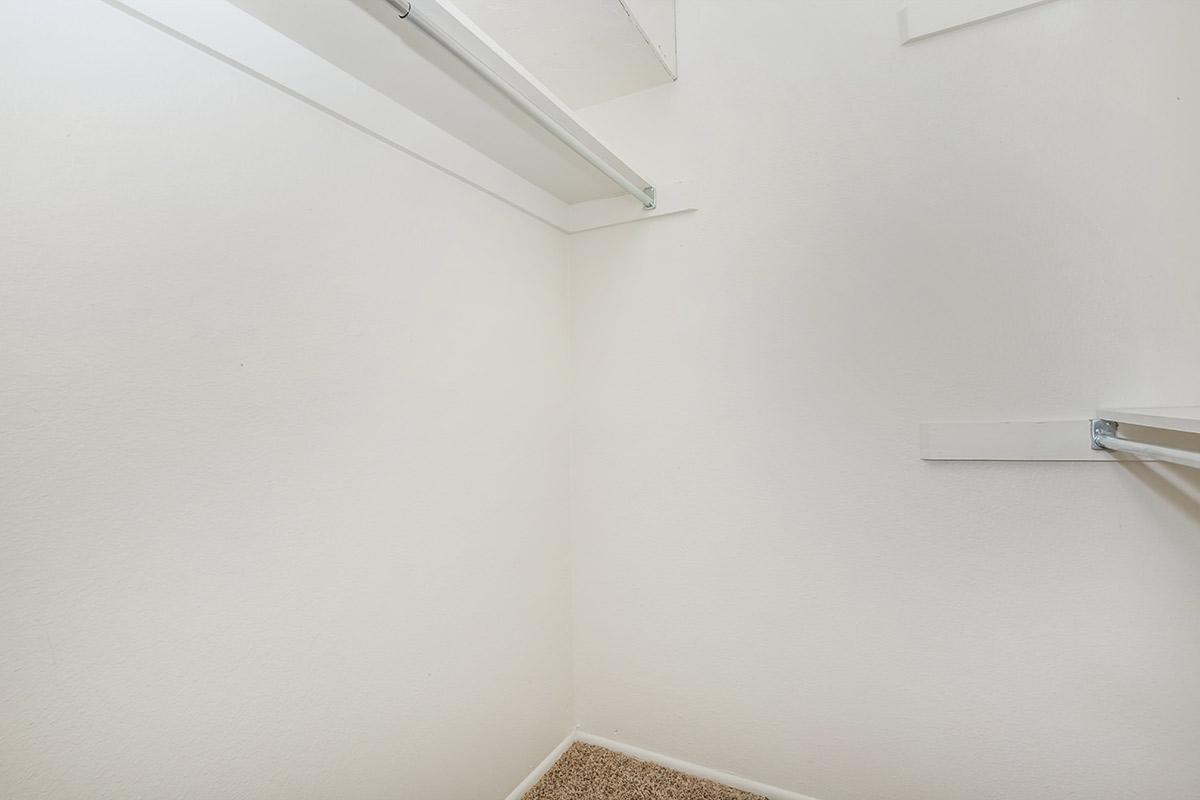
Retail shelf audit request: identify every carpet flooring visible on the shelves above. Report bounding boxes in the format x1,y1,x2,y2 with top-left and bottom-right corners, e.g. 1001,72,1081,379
522,742,767,800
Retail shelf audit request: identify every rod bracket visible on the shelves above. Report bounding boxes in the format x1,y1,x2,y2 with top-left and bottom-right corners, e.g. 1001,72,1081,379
1091,419,1117,450
642,186,657,210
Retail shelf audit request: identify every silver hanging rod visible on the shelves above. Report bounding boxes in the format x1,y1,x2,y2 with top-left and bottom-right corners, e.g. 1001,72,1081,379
1091,419,1200,470
380,0,657,209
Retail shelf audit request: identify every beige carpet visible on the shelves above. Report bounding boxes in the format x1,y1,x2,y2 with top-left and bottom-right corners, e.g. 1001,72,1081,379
522,742,767,800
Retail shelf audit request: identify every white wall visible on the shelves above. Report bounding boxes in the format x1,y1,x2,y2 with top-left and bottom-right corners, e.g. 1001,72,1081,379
0,2,571,798
570,1,1200,799
6,1,1200,799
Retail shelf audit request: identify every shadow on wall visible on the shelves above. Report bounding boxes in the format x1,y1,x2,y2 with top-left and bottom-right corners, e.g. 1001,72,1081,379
1124,457,1200,548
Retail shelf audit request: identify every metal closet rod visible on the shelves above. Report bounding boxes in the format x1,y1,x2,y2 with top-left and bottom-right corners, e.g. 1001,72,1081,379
383,0,657,210
1091,419,1200,470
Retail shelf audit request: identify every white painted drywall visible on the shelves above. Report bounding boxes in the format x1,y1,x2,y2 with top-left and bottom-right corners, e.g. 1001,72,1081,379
569,1,1200,799
7,0,1200,798
0,1,571,798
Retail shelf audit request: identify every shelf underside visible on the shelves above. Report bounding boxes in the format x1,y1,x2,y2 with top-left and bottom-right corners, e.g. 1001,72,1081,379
1097,407,1200,435
112,0,697,233
227,0,664,205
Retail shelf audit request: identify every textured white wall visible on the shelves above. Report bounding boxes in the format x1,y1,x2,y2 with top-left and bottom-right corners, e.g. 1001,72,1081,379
570,1,1200,799
7,1,1200,798
0,2,571,798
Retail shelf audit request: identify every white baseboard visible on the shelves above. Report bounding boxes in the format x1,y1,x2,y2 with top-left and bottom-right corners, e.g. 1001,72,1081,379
502,731,576,800
529,730,822,800
504,729,821,800
575,732,821,800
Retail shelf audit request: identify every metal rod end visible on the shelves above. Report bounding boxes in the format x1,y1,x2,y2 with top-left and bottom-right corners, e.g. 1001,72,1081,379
384,0,411,18
1091,419,1117,450
642,186,657,210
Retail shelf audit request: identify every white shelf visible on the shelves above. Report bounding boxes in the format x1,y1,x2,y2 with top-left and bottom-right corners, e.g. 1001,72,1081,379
1097,407,1200,436
115,0,695,233
228,0,619,204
